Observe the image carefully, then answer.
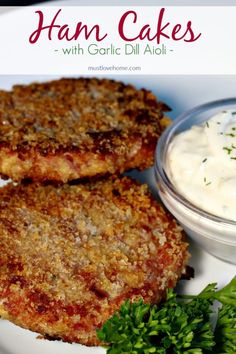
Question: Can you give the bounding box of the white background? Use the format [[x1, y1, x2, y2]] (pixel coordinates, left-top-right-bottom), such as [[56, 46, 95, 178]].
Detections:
[[0, 5, 236, 74]]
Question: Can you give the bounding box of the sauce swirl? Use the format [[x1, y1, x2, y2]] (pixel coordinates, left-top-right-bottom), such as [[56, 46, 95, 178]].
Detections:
[[167, 110, 236, 221]]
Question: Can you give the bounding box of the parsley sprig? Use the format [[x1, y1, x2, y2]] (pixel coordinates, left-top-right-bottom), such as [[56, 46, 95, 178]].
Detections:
[[97, 277, 236, 354]]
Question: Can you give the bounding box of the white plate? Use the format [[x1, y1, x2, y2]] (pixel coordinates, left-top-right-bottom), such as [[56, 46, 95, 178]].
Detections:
[[1, 75, 235, 354], [0, 7, 236, 354]]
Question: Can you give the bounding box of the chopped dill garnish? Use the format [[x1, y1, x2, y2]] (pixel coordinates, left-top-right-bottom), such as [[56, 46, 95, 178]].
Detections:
[[202, 158, 207, 163], [217, 122, 221, 125], [231, 111, 236, 115], [225, 133, 235, 137], [204, 177, 211, 186], [230, 157, 236, 160], [232, 127, 236, 131], [205, 121, 209, 128], [223, 147, 232, 154]]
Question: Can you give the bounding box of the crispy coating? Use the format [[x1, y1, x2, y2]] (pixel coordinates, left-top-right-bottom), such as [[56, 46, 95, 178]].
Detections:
[[0, 78, 170, 182], [0, 176, 189, 346]]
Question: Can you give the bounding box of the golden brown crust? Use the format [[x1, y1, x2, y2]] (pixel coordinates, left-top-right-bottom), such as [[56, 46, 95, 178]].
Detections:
[[0, 176, 189, 346], [0, 78, 170, 182]]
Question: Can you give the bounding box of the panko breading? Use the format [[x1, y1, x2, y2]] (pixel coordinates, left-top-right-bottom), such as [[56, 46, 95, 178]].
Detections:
[[0, 176, 189, 346], [0, 78, 170, 182]]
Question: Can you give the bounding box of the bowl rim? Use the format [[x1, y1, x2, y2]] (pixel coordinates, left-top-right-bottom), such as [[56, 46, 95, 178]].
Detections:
[[155, 97, 236, 227]]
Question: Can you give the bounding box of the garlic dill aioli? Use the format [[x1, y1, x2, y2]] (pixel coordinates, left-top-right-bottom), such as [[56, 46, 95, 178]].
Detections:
[[167, 109, 236, 221]]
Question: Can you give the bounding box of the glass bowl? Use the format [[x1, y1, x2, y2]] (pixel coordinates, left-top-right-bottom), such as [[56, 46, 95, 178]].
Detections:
[[155, 98, 236, 264]]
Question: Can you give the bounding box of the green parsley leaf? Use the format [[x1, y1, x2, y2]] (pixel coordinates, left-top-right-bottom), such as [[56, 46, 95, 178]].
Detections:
[[97, 277, 236, 354], [215, 305, 236, 353]]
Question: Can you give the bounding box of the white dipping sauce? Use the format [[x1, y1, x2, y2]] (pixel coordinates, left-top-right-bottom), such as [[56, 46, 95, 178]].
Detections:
[[167, 109, 236, 221]]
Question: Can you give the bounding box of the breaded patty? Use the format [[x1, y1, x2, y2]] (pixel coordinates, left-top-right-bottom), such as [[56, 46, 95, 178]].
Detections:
[[0, 78, 170, 182], [0, 176, 188, 346]]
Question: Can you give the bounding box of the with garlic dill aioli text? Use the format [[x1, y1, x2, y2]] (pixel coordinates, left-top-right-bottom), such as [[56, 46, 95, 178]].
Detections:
[[167, 110, 236, 221]]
